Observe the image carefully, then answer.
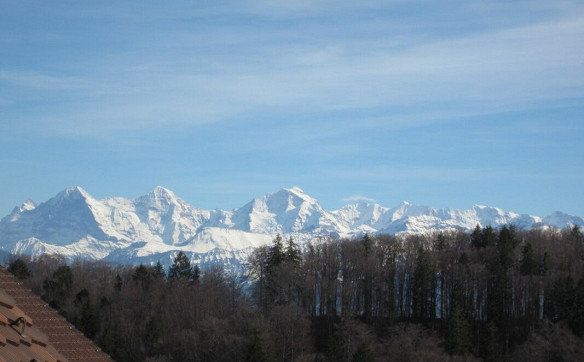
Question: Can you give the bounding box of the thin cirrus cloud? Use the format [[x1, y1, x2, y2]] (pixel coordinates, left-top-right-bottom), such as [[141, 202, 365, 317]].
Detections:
[[1, 1, 583, 217], [326, 165, 584, 191], [1, 2, 583, 138]]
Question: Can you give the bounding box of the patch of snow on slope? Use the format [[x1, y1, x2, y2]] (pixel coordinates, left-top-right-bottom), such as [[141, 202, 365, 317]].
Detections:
[[543, 211, 584, 228]]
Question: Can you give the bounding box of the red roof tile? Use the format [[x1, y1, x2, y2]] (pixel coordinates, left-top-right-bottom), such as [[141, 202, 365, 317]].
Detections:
[[0, 268, 112, 361]]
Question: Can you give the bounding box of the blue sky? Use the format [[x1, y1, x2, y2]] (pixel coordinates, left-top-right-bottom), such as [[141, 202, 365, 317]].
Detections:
[[1, 0, 583, 216]]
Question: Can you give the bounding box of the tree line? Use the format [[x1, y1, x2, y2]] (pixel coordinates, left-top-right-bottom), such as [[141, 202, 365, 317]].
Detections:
[[5, 225, 584, 361]]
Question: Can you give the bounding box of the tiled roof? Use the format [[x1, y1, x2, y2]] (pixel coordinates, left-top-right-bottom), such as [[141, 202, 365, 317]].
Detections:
[[0, 268, 112, 361]]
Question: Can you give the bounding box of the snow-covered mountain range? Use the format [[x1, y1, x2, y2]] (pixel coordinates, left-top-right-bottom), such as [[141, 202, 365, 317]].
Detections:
[[1, 186, 582, 271]]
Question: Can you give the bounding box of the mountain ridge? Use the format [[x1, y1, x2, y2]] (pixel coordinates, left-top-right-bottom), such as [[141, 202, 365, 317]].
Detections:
[[1, 186, 582, 271]]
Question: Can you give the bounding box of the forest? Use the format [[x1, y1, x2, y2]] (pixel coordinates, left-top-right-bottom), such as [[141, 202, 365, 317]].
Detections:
[[4, 225, 584, 361]]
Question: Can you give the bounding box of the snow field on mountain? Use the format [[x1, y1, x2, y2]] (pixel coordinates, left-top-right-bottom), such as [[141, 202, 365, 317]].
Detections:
[[1, 186, 582, 269]]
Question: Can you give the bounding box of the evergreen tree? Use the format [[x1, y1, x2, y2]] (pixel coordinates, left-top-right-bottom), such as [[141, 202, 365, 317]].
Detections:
[[471, 225, 483, 248], [352, 343, 374, 362], [362, 234, 374, 320], [568, 225, 583, 243], [538, 252, 549, 276], [497, 226, 518, 269], [168, 251, 195, 282], [285, 237, 301, 265], [546, 276, 575, 322], [143, 316, 162, 356], [99, 296, 110, 309], [73, 288, 98, 338], [484, 321, 499, 360], [435, 233, 447, 250], [246, 332, 269, 362], [114, 274, 123, 292], [485, 227, 517, 348], [192, 264, 201, 284], [520, 242, 538, 275], [249, 246, 272, 310], [264, 235, 287, 307], [412, 247, 435, 322], [569, 276, 584, 337], [451, 253, 468, 311], [482, 226, 497, 247], [152, 261, 166, 279], [74, 288, 90, 306], [43, 265, 74, 309], [7, 258, 31, 280], [447, 306, 471, 355], [362, 233, 373, 253], [268, 234, 285, 270], [133, 264, 153, 289]]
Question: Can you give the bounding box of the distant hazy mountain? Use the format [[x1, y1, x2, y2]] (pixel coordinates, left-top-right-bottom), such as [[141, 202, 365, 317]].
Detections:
[[1, 186, 582, 271]]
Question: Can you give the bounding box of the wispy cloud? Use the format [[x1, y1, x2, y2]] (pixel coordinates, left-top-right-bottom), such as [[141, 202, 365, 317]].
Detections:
[[341, 195, 377, 204], [1, 1, 583, 217], [2, 2, 584, 139], [326, 165, 584, 183], [0, 71, 88, 90]]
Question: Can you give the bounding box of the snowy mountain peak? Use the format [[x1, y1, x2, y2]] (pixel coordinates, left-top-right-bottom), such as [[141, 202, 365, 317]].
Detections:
[[269, 187, 324, 213], [10, 199, 36, 214], [151, 186, 176, 198], [343, 198, 382, 208], [472, 204, 505, 213], [55, 186, 91, 201], [20, 199, 36, 211], [287, 186, 308, 196], [0, 186, 582, 271], [147, 186, 178, 202], [542, 211, 584, 229], [5, 200, 37, 223], [229, 187, 342, 235], [136, 186, 183, 211], [42, 186, 96, 211], [389, 201, 422, 220], [274, 186, 316, 204], [333, 201, 390, 233]]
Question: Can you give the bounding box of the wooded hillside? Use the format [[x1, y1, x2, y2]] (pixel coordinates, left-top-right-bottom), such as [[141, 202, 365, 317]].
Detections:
[[5, 226, 584, 361]]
